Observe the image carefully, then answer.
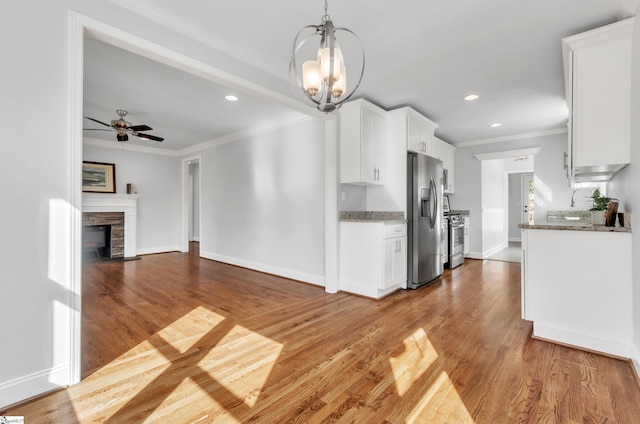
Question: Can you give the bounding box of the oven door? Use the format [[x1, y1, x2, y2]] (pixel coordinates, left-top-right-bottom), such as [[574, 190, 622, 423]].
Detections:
[[450, 222, 465, 261]]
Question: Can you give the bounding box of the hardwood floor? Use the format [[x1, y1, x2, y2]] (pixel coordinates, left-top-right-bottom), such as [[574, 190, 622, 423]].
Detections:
[[4, 243, 640, 423]]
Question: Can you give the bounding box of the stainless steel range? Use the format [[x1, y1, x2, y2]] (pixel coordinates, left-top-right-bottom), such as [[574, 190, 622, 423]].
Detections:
[[447, 214, 465, 269]]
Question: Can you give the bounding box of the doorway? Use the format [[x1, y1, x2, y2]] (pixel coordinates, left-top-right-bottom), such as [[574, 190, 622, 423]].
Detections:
[[486, 168, 533, 263], [186, 158, 200, 252]]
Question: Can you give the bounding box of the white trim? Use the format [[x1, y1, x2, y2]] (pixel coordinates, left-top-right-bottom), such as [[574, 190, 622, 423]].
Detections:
[[508, 237, 522, 243], [181, 155, 201, 253], [483, 243, 508, 259], [200, 250, 325, 287], [456, 128, 566, 148], [84, 116, 315, 156], [137, 245, 182, 256], [465, 252, 483, 260], [474, 148, 542, 161], [0, 365, 68, 410], [632, 344, 640, 381], [324, 119, 339, 294], [533, 322, 634, 359], [68, 11, 85, 388]]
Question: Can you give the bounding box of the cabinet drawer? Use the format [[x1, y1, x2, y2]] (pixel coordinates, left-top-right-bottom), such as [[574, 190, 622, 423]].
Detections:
[[384, 223, 407, 238]]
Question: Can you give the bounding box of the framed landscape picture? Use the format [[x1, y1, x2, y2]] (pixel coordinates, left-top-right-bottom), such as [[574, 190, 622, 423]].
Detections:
[[82, 161, 116, 193]]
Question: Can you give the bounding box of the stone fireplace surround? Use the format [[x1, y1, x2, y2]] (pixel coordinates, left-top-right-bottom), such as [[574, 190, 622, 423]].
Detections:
[[82, 193, 138, 259]]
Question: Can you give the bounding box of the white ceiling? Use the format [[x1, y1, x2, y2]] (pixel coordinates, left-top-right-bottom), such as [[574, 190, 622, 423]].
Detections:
[[84, 0, 637, 150]]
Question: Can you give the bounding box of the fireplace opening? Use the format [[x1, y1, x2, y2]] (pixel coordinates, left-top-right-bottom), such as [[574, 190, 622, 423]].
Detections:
[[83, 225, 111, 260]]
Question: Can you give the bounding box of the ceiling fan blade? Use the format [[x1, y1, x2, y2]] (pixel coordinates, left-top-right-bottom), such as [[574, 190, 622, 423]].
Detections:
[[84, 116, 112, 127], [134, 132, 164, 142], [129, 124, 153, 132], [117, 133, 128, 142]]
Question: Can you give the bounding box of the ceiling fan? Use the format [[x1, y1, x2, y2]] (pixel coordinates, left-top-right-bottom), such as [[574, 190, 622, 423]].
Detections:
[[84, 110, 164, 142]]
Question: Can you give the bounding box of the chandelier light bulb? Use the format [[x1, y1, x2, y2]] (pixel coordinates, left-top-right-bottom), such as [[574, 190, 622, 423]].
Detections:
[[332, 66, 346, 98], [320, 43, 343, 83], [303, 60, 321, 96]]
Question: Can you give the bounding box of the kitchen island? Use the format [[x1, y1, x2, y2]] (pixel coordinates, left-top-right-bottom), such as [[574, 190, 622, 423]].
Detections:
[[519, 222, 633, 358]]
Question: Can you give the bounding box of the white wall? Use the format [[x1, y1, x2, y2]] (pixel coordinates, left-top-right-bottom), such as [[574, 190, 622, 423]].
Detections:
[[508, 174, 523, 240], [481, 159, 507, 256], [0, 1, 322, 408], [83, 143, 182, 253], [607, 12, 640, 375], [199, 118, 326, 285], [0, 3, 74, 406]]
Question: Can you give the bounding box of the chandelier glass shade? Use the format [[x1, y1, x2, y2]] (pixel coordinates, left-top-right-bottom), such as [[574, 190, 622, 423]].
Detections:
[[290, 1, 365, 113]]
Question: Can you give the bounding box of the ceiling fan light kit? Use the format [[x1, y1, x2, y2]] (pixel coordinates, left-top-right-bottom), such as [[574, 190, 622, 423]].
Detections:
[[290, 0, 365, 113], [84, 109, 164, 142]]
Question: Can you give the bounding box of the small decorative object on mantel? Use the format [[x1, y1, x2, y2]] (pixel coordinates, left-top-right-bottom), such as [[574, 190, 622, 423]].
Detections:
[[82, 161, 116, 193]]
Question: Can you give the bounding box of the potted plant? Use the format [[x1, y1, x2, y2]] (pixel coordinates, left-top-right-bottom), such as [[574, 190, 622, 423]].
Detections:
[[589, 189, 617, 226]]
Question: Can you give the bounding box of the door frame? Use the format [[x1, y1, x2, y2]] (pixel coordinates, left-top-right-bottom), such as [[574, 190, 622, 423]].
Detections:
[[182, 156, 201, 252], [68, 12, 336, 387]]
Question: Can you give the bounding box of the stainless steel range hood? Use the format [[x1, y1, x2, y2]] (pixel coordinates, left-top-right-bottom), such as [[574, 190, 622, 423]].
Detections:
[[573, 163, 629, 182]]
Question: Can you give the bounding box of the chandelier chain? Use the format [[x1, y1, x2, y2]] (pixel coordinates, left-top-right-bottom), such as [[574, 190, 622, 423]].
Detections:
[[322, 0, 330, 23]]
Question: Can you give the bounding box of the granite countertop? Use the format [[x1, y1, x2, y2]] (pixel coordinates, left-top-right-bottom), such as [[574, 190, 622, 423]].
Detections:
[[446, 209, 470, 216], [340, 211, 406, 223], [518, 223, 631, 233]]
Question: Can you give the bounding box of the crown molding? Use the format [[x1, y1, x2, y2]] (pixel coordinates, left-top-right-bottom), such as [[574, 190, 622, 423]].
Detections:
[[455, 128, 567, 148]]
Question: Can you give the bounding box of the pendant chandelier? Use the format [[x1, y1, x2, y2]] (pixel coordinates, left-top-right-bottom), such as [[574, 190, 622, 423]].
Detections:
[[290, 0, 365, 113]]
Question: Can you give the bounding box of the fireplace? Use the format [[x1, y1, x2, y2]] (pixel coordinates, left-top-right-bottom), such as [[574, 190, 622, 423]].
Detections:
[[82, 193, 138, 259], [82, 212, 125, 259], [83, 225, 112, 259]]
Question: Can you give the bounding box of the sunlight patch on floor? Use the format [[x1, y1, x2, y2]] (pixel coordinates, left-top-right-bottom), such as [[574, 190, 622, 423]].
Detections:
[[198, 325, 283, 407], [406, 371, 475, 423], [69, 306, 282, 421], [145, 378, 241, 423], [389, 328, 438, 396]]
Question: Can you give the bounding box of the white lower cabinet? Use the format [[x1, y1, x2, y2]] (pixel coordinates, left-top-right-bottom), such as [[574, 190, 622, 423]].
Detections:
[[521, 228, 632, 358], [340, 222, 407, 298]]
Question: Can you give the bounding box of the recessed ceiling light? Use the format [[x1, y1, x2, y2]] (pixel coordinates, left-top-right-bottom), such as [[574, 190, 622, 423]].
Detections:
[[225, 95, 239, 102], [490, 122, 503, 128], [464, 94, 479, 101]]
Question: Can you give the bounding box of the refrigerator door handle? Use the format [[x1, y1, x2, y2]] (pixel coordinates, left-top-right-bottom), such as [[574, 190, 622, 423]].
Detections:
[[429, 177, 437, 229]]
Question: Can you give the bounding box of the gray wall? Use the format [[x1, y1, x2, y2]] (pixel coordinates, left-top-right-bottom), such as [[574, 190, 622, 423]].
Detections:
[[451, 132, 571, 256], [83, 144, 182, 253], [200, 118, 326, 283]]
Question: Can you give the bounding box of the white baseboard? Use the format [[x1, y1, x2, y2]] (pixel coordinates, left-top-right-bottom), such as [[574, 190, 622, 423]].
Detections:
[[508, 236, 522, 243], [533, 322, 634, 359], [136, 245, 182, 256], [192, 236, 200, 242], [632, 344, 640, 381], [483, 243, 508, 259], [0, 365, 67, 410], [200, 250, 325, 287], [465, 251, 483, 260]]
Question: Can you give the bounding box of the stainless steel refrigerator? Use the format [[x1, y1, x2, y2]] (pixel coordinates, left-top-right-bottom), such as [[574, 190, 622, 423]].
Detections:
[[407, 153, 444, 289]]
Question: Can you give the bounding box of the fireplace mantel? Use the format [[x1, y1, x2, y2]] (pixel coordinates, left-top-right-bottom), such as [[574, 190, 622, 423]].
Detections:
[[82, 193, 139, 258]]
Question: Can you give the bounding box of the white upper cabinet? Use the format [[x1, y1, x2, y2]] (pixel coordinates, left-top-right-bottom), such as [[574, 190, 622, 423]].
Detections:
[[388, 107, 438, 156], [340, 99, 387, 186], [434, 137, 455, 193], [562, 18, 633, 182]]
